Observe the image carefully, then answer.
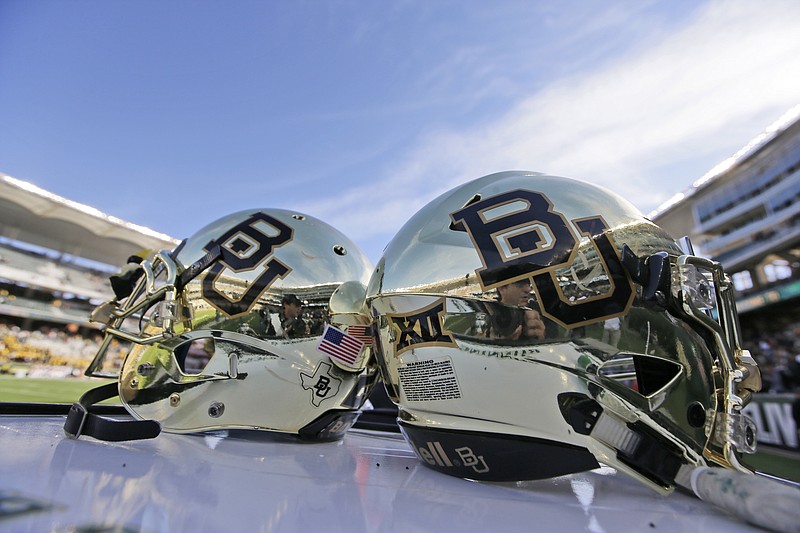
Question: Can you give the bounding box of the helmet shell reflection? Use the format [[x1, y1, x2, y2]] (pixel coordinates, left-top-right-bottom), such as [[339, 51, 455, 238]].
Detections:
[[118, 208, 376, 441], [367, 171, 740, 490]]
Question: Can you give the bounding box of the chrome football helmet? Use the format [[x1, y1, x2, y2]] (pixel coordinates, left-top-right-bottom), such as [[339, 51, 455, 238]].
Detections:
[[75, 208, 377, 441], [367, 171, 761, 493]]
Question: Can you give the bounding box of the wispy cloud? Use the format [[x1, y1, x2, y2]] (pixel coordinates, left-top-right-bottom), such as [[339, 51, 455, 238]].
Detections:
[[299, 0, 800, 260]]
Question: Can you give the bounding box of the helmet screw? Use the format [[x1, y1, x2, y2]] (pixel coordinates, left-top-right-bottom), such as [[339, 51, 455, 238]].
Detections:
[[129, 377, 138, 387], [745, 425, 755, 447], [169, 393, 181, 407], [208, 401, 225, 418]]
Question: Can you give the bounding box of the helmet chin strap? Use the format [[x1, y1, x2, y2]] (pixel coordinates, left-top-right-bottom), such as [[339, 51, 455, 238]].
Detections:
[[63, 383, 161, 442], [566, 396, 688, 491]]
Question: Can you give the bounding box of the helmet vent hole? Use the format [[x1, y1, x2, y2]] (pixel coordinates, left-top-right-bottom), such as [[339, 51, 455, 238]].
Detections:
[[449, 194, 483, 232], [333, 245, 347, 256], [687, 402, 706, 428], [292, 214, 305, 220], [463, 193, 482, 207]]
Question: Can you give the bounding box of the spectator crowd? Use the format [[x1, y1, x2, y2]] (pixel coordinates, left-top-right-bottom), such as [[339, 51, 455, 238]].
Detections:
[[0, 320, 127, 376], [744, 322, 800, 393]]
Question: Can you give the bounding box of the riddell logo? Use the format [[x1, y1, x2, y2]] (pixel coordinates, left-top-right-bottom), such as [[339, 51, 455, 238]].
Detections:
[[416, 441, 453, 467], [415, 441, 489, 474]]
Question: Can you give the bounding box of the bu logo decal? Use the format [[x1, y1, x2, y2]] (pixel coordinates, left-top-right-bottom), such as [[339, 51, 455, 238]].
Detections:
[[451, 190, 634, 328], [201, 211, 293, 316], [450, 189, 577, 290], [300, 362, 342, 406]]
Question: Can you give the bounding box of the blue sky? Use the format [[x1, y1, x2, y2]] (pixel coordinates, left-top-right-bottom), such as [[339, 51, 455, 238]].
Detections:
[[1, 0, 800, 264]]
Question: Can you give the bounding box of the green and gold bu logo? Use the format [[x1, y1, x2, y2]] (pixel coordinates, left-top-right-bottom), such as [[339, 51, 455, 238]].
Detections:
[[201, 211, 294, 317], [450, 189, 634, 329]]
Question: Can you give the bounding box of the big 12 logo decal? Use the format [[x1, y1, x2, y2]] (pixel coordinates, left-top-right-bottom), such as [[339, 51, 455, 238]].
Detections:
[[389, 299, 457, 357], [200, 211, 294, 316], [450, 189, 634, 328]]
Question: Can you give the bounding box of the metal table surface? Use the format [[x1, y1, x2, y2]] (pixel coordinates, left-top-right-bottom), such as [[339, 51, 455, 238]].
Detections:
[[0, 415, 759, 532]]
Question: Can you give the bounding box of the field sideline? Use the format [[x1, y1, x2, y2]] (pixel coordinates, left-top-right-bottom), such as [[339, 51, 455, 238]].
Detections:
[[0, 375, 117, 404], [2, 375, 800, 483]]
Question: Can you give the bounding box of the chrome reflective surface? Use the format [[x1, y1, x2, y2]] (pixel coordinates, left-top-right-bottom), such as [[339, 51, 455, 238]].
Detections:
[[0, 415, 761, 533], [87, 209, 377, 438], [366, 171, 760, 492]]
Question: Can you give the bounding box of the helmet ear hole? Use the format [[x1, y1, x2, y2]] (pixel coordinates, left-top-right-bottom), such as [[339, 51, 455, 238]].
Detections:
[[632, 354, 683, 396], [175, 337, 216, 374], [599, 353, 682, 397], [687, 402, 707, 428]]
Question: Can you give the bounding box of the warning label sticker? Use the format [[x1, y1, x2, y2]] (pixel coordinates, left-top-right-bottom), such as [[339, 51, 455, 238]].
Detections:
[[397, 357, 461, 402]]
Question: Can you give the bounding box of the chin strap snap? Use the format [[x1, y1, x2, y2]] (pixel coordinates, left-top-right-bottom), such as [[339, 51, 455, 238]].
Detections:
[[63, 382, 161, 442]]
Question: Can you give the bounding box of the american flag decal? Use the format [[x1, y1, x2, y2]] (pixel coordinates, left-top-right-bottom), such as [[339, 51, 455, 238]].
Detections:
[[317, 324, 364, 368], [346, 324, 373, 345]]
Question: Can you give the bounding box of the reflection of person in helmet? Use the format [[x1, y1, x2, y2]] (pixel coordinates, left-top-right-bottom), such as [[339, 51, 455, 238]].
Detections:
[[488, 279, 545, 341], [268, 294, 311, 338], [497, 278, 532, 306]]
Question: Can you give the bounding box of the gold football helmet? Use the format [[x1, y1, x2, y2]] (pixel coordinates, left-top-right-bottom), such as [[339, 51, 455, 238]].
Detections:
[[70, 209, 377, 442], [367, 171, 761, 493]]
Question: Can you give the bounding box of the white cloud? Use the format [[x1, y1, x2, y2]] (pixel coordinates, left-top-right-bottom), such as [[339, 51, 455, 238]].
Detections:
[[303, 0, 800, 259]]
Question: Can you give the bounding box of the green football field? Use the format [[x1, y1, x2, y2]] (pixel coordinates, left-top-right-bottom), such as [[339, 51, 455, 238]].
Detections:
[[0, 374, 118, 404], [2, 375, 800, 483], [743, 446, 800, 484]]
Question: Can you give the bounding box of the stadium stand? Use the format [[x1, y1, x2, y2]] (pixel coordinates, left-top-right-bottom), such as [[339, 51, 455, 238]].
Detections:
[[0, 172, 180, 376], [651, 107, 800, 394]]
